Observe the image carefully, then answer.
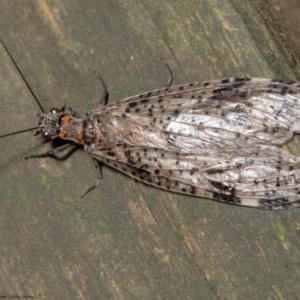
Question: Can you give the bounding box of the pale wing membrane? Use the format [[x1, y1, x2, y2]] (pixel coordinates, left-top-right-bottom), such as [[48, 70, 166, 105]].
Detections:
[[87, 78, 300, 209]]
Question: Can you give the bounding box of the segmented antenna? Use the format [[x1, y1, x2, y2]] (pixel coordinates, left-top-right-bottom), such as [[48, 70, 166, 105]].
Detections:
[[0, 38, 42, 138], [0, 127, 40, 138], [0, 38, 44, 113]]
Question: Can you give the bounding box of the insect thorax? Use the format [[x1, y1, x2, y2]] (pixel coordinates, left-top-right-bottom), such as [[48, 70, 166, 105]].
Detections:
[[83, 116, 97, 146]]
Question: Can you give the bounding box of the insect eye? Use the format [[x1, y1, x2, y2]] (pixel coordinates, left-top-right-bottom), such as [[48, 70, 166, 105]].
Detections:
[[50, 107, 61, 114]]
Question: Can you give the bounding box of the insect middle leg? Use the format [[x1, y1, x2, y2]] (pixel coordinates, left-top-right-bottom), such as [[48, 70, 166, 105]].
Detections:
[[81, 159, 103, 198], [94, 59, 173, 107], [93, 71, 109, 105], [159, 58, 173, 87]]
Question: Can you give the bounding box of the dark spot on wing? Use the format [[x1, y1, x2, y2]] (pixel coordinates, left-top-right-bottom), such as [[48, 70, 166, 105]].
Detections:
[[258, 197, 290, 210], [212, 192, 241, 205]]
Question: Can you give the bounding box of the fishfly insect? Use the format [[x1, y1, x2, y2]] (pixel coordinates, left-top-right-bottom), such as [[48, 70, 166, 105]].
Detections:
[[2, 39, 300, 210]]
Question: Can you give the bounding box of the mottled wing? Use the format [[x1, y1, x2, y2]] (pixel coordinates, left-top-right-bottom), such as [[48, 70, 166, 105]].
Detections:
[[87, 77, 300, 209]]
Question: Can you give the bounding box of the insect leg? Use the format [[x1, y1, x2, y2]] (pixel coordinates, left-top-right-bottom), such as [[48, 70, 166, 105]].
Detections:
[[81, 159, 103, 198], [25, 143, 78, 160], [158, 58, 173, 87], [93, 71, 109, 105]]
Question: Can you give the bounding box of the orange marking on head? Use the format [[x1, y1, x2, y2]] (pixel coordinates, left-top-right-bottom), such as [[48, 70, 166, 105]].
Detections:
[[60, 114, 71, 126]]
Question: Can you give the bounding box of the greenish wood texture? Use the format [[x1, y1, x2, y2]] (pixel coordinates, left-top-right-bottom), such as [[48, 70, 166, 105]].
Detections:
[[0, 1, 300, 299]]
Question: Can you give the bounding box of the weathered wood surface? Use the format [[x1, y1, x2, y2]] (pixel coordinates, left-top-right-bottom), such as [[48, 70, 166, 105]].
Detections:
[[0, 1, 300, 299]]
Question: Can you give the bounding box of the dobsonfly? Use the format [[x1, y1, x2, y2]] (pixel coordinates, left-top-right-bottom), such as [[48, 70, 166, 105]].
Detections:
[[1, 38, 300, 210]]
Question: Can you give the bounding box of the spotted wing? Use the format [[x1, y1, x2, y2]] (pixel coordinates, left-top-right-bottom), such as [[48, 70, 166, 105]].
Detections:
[[87, 77, 300, 209]]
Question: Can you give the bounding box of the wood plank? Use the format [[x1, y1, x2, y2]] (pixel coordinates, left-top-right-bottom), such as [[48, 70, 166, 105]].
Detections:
[[0, 1, 300, 299]]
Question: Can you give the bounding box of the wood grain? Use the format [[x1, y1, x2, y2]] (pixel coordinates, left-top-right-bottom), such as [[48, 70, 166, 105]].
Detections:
[[0, 1, 300, 299]]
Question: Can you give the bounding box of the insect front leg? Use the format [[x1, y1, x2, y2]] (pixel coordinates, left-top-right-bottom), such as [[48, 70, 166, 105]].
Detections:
[[25, 143, 79, 160]]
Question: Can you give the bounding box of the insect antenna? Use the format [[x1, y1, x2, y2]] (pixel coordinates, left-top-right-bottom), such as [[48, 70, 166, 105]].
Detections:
[[0, 38, 44, 139], [0, 38, 45, 113], [0, 127, 40, 139]]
